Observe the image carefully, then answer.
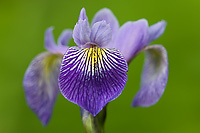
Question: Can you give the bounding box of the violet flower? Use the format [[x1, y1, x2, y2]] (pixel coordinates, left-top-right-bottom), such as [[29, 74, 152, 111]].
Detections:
[[59, 8, 168, 116], [23, 27, 72, 126]]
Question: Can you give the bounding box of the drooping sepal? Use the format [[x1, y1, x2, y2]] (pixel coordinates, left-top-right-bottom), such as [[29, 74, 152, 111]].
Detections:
[[132, 45, 168, 107], [23, 52, 63, 126], [59, 46, 128, 116]]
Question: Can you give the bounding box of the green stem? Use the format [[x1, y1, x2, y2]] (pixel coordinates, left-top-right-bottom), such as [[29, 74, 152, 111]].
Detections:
[[80, 106, 107, 133]]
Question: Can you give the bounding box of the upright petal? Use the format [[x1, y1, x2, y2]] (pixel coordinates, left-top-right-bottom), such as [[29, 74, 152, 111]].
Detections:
[[79, 8, 88, 21], [73, 19, 91, 47], [45, 27, 59, 53], [90, 20, 112, 47], [23, 52, 63, 126], [114, 19, 149, 63], [57, 29, 72, 46], [132, 45, 168, 107], [91, 8, 119, 37], [59, 46, 128, 116], [56, 29, 72, 55], [148, 20, 167, 42]]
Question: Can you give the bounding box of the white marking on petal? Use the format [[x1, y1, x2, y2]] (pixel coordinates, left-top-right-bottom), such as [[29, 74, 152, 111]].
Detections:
[[59, 45, 128, 116]]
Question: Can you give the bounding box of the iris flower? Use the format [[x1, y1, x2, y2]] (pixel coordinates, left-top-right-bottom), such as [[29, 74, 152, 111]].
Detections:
[[58, 8, 168, 116], [23, 27, 72, 126], [23, 7, 168, 127]]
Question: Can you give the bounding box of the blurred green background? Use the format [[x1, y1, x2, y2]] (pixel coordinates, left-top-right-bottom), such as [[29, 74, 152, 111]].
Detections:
[[0, 0, 200, 132]]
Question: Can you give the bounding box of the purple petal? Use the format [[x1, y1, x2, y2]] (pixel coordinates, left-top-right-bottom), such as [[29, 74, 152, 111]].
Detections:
[[56, 45, 69, 56], [57, 29, 72, 46], [132, 45, 168, 107], [45, 27, 69, 55], [90, 20, 112, 47], [79, 8, 88, 21], [58, 46, 128, 116], [148, 20, 167, 42], [91, 8, 119, 38], [23, 52, 62, 126], [45, 27, 59, 53], [114, 19, 149, 63], [56, 29, 72, 55], [73, 19, 91, 47]]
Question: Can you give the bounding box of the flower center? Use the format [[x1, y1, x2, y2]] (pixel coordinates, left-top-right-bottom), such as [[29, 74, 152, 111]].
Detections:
[[84, 45, 101, 65]]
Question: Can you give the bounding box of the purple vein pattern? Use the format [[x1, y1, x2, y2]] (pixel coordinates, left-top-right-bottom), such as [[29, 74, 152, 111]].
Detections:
[[59, 46, 128, 116]]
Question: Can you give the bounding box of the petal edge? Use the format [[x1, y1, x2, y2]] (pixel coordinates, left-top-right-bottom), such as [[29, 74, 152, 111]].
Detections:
[[45, 27, 58, 53], [59, 46, 128, 116], [148, 20, 167, 42]]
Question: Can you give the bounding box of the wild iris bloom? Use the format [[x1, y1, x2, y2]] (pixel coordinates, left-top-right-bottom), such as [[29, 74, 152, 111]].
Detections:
[[59, 8, 168, 116], [23, 27, 72, 126]]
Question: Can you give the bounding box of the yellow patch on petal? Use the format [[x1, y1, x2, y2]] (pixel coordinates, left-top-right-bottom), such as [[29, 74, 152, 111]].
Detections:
[[42, 53, 63, 78], [84, 45, 103, 69]]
